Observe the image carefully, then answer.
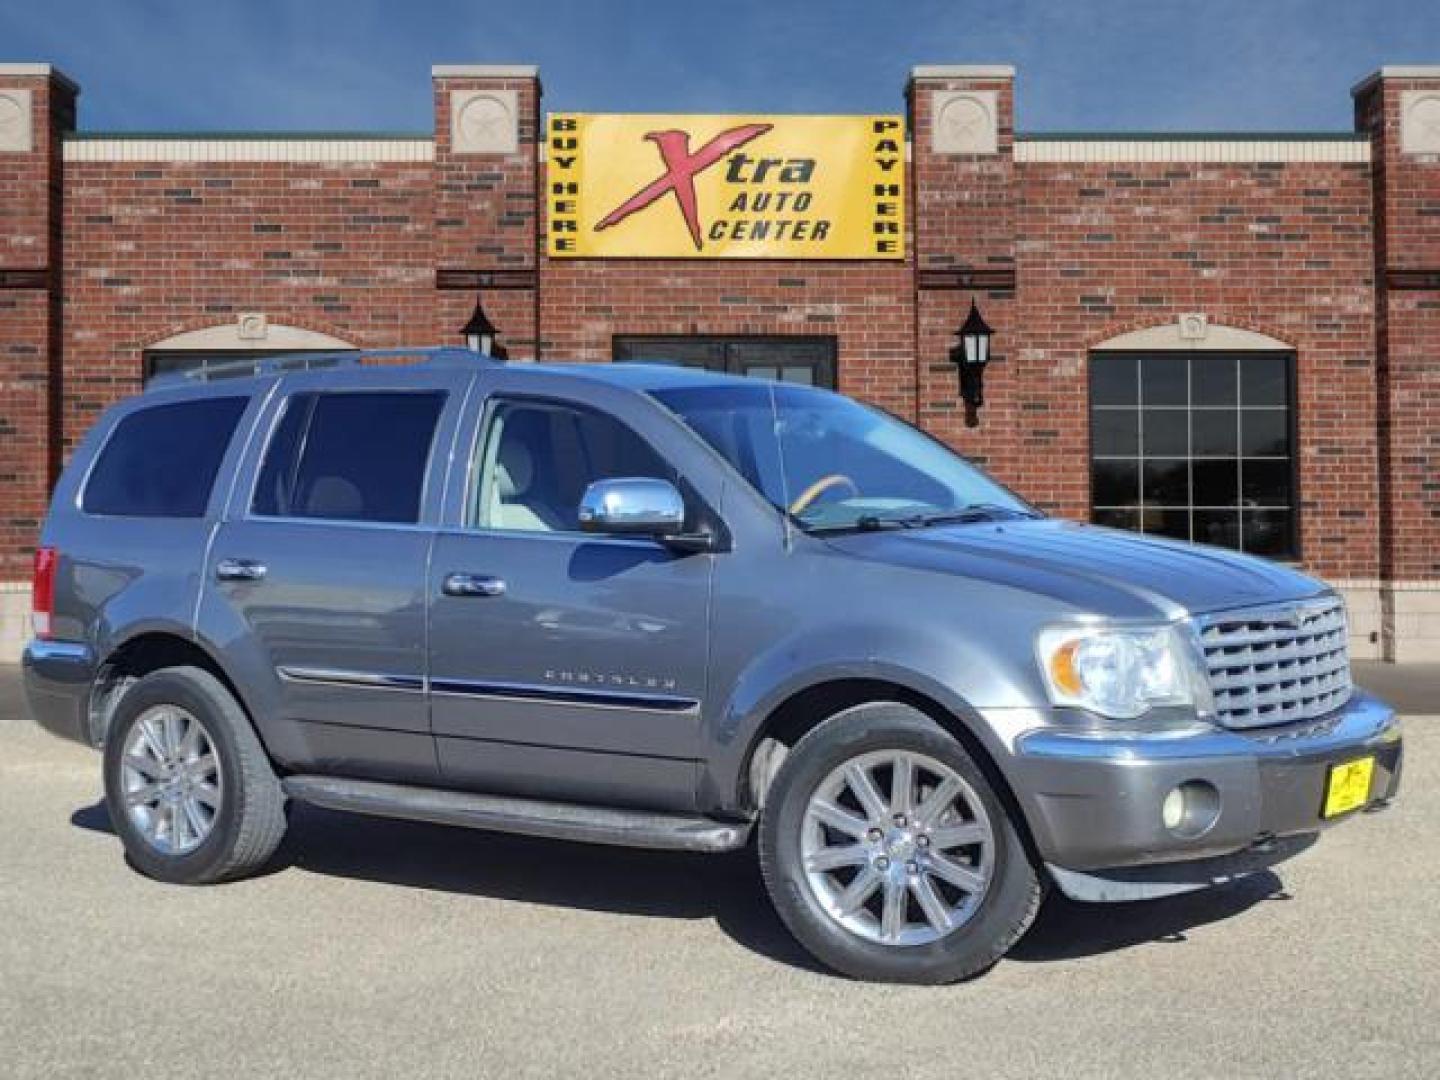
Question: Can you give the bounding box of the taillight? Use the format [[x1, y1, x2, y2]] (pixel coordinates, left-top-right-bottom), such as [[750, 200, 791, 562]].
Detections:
[[32, 546, 56, 639]]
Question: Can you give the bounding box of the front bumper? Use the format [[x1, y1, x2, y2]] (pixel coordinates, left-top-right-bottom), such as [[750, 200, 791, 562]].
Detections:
[[1006, 690, 1402, 886], [22, 639, 98, 746]]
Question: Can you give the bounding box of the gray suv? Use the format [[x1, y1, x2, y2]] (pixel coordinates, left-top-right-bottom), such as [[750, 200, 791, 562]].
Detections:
[[24, 347, 1402, 983]]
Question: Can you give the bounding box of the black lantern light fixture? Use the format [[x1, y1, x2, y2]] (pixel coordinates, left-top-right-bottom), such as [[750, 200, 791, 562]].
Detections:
[[949, 299, 994, 428], [460, 294, 507, 359]]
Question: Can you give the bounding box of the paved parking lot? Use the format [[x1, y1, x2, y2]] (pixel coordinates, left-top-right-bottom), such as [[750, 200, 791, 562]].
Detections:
[[1, 665, 1436, 1079]]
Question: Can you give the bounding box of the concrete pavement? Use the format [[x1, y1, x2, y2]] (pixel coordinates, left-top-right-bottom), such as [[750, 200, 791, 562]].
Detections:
[[1, 665, 1437, 1078]]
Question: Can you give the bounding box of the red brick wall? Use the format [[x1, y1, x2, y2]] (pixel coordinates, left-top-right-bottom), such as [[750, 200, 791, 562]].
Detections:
[[537, 257, 916, 416], [60, 156, 439, 448], [432, 73, 541, 356], [1357, 75, 1440, 582], [1011, 156, 1379, 579], [909, 73, 1020, 505], [0, 71, 73, 579], [1, 62, 1434, 614], [906, 75, 1380, 581]]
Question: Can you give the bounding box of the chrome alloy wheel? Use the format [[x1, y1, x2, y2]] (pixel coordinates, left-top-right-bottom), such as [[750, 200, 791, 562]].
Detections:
[[120, 705, 223, 856], [801, 750, 994, 947]]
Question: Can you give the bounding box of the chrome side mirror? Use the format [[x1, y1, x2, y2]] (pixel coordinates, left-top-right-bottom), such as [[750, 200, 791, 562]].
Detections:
[[578, 478, 686, 537]]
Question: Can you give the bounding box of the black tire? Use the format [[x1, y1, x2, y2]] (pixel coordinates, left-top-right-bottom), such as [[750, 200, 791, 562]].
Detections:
[[102, 666, 287, 884], [759, 702, 1043, 984]]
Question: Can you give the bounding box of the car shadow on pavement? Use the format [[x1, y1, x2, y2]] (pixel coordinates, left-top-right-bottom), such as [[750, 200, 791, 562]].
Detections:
[[71, 798, 1288, 976], [1010, 871, 1287, 963]]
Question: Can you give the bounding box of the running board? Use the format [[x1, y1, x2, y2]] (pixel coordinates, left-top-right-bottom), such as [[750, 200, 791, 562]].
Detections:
[[281, 775, 752, 853]]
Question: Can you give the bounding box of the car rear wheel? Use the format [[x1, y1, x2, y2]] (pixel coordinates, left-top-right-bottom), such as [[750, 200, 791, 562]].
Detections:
[[759, 702, 1042, 983], [103, 666, 286, 884]]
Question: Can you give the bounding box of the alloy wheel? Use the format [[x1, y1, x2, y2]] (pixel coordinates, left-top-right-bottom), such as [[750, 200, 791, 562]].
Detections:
[[120, 705, 223, 856], [800, 749, 993, 946]]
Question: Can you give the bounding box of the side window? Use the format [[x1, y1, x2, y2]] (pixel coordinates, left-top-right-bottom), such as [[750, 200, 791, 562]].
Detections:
[[83, 396, 248, 518], [252, 391, 446, 524], [472, 400, 673, 533]]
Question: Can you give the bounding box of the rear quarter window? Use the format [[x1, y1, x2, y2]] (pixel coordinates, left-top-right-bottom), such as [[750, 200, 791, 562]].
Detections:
[[82, 396, 249, 518]]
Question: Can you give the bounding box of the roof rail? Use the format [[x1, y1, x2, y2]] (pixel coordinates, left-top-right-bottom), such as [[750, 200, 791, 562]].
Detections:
[[145, 345, 499, 390]]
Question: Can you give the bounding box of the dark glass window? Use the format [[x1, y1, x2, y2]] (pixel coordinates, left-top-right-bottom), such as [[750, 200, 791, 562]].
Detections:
[[83, 397, 247, 518], [472, 400, 673, 532], [614, 335, 836, 389], [251, 391, 445, 524], [143, 350, 355, 385], [1089, 351, 1296, 558]]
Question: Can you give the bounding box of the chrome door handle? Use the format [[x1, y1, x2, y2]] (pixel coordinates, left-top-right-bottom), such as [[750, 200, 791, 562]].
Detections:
[[215, 558, 267, 583], [442, 573, 507, 598]]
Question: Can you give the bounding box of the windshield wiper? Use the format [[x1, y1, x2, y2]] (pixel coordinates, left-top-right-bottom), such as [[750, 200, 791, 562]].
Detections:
[[803, 514, 908, 535], [904, 504, 1041, 527], [803, 504, 1038, 535]]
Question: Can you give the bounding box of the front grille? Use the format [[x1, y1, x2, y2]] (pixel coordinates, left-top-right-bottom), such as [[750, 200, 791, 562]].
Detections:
[[1198, 597, 1352, 729]]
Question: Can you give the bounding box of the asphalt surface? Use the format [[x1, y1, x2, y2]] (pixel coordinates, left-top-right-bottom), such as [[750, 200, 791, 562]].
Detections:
[[1, 665, 1437, 1079]]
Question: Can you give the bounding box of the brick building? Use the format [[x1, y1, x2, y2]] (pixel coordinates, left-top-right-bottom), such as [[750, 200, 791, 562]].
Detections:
[[1, 62, 1437, 661]]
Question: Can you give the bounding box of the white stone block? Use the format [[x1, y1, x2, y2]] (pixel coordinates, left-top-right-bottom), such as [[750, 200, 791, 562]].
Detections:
[[451, 88, 519, 155], [0, 87, 33, 153], [1400, 90, 1440, 155], [932, 90, 998, 155]]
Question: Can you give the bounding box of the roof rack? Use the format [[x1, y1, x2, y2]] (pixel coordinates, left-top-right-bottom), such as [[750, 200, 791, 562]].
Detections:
[[145, 346, 500, 390]]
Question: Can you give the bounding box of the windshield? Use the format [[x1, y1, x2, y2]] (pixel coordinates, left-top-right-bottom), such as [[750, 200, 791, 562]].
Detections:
[[650, 383, 1037, 533]]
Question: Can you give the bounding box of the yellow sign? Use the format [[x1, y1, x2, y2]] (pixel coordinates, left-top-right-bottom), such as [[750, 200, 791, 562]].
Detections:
[[547, 113, 905, 259], [1322, 756, 1375, 818]]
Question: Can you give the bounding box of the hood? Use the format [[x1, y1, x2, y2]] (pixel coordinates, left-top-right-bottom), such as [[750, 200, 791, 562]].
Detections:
[[822, 518, 1328, 621]]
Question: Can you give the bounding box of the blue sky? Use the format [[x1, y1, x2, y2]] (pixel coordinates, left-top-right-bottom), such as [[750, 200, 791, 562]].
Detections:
[[3, 0, 1437, 133]]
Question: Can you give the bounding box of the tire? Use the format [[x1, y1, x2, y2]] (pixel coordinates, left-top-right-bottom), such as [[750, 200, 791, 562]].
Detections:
[[102, 666, 286, 884], [759, 702, 1042, 984]]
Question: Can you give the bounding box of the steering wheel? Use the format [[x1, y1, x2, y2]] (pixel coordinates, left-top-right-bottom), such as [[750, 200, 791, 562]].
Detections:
[[788, 474, 860, 516]]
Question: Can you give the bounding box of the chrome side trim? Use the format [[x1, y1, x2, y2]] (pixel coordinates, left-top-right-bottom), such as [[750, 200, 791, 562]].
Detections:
[[23, 639, 95, 664], [429, 677, 700, 714], [277, 666, 424, 693], [1017, 691, 1397, 762]]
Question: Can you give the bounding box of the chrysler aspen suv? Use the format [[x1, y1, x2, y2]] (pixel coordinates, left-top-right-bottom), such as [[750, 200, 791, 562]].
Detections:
[[23, 347, 1402, 983]]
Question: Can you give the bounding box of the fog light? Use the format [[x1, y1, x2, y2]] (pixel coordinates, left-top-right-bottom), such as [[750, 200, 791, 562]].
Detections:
[[1162, 787, 1186, 831], [1161, 780, 1221, 838]]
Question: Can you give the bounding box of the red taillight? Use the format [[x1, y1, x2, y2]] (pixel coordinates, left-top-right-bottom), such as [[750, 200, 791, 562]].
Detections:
[[32, 546, 56, 640]]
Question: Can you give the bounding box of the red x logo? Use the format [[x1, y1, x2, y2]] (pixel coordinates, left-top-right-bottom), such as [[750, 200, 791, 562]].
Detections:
[[595, 123, 773, 251]]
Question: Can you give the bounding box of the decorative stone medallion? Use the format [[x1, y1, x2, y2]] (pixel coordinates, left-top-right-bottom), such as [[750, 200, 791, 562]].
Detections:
[[0, 89, 33, 153], [237, 313, 268, 341], [451, 89, 519, 155], [932, 90, 998, 155], [1178, 313, 1209, 341], [1400, 91, 1440, 155]]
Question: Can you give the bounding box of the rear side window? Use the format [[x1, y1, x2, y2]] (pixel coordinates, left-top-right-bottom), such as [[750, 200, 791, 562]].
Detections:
[[83, 396, 248, 518], [252, 391, 445, 524]]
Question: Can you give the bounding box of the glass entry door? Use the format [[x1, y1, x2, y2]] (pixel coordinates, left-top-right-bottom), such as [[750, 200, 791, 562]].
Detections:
[[613, 335, 836, 389]]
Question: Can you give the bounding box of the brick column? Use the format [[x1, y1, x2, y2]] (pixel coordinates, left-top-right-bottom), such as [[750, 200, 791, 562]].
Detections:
[[1354, 67, 1440, 660], [430, 65, 541, 358], [0, 64, 75, 657], [907, 66, 1028, 492]]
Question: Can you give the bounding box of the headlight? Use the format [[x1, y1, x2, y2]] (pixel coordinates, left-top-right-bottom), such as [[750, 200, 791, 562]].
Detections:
[[1035, 622, 1213, 721]]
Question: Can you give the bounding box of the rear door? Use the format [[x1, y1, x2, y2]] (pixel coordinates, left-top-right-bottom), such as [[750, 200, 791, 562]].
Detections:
[[201, 369, 471, 782]]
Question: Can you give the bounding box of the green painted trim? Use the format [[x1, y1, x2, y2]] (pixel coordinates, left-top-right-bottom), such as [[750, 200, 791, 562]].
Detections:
[[1018, 131, 1369, 142], [65, 130, 432, 141]]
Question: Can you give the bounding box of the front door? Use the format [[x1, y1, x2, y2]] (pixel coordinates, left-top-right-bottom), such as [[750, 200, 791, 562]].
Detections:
[[203, 371, 468, 782], [427, 393, 712, 811], [613, 334, 836, 388]]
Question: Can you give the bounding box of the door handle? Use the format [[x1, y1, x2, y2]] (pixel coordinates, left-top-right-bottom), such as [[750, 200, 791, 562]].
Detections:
[[215, 558, 267, 583], [442, 573, 507, 598]]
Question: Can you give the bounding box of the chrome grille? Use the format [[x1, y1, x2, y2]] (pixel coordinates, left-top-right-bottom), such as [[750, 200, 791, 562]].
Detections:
[[1198, 597, 1352, 729]]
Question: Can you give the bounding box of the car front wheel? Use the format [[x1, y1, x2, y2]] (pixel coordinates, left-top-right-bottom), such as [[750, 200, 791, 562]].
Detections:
[[759, 702, 1043, 983]]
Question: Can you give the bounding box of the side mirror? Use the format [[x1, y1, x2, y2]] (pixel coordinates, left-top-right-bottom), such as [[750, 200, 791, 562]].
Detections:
[[578, 478, 687, 537]]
